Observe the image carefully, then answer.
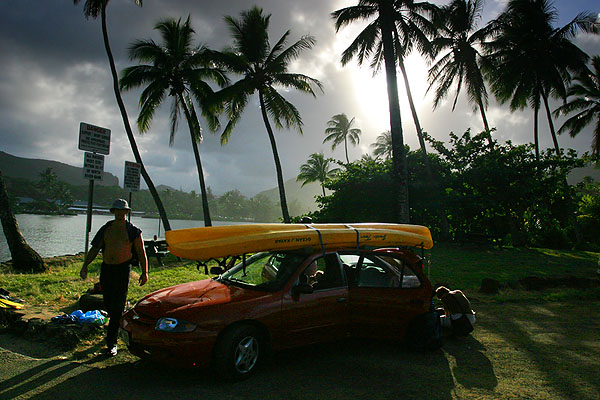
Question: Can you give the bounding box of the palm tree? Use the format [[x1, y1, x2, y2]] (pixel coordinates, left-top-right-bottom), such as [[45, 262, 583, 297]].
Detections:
[[371, 130, 393, 160], [297, 153, 340, 196], [324, 113, 362, 163], [214, 7, 323, 223], [333, 0, 425, 222], [554, 55, 600, 157], [486, 0, 597, 159], [73, 0, 171, 231], [119, 17, 228, 227], [0, 170, 45, 272], [427, 0, 494, 146]]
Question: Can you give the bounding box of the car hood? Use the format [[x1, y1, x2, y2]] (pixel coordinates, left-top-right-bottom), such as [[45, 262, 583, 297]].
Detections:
[[135, 278, 235, 318]]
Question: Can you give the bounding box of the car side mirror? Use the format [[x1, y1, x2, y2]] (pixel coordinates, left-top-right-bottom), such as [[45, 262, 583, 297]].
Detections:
[[292, 282, 314, 296], [210, 266, 224, 275]]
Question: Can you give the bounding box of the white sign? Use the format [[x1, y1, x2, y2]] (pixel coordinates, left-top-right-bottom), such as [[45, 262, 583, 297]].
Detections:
[[79, 122, 111, 155], [83, 152, 105, 181], [124, 161, 141, 192]]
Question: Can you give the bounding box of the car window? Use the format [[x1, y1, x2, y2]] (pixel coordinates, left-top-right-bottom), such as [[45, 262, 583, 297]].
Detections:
[[299, 254, 344, 290], [221, 252, 306, 291], [374, 255, 422, 288], [338, 252, 423, 289], [356, 255, 399, 288]]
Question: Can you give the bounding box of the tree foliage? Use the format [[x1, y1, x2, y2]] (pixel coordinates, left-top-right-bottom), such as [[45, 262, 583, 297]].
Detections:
[[36, 168, 73, 213], [310, 130, 594, 249]]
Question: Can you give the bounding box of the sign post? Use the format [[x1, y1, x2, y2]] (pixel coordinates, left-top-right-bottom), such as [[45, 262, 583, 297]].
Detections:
[[123, 161, 141, 222], [79, 122, 110, 257]]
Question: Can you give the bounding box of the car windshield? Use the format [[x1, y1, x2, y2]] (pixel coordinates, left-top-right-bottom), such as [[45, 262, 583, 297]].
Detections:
[[219, 251, 307, 291]]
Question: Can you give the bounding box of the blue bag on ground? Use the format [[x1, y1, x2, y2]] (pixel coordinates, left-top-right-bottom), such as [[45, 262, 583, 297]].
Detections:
[[70, 310, 107, 325]]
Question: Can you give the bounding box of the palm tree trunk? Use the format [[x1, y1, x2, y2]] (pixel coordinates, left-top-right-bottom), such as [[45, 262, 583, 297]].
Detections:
[[259, 90, 291, 223], [100, 5, 171, 231], [180, 95, 212, 226], [344, 137, 349, 163], [321, 184, 326, 197], [534, 103, 540, 162], [477, 97, 493, 147], [540, 86, 560, 156], [398, 59, 450, 236], [398, 61, 428, 157], [0, 171, 46, 272], [380, 1, 409, 223]]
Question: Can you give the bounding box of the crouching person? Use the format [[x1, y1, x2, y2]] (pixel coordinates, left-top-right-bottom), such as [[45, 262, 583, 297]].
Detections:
[[435, 286, 476, 337]]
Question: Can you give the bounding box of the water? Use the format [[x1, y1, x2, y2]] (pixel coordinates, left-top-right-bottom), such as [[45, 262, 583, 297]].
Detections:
[[0, 214, 244, 262]]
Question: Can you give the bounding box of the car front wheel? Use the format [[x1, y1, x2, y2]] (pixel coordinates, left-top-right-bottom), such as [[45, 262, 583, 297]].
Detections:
[[214, 325, 263, 380]]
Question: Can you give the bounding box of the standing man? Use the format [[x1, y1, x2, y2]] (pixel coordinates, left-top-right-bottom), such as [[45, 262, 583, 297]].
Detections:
[[80, 199, 148, 356]]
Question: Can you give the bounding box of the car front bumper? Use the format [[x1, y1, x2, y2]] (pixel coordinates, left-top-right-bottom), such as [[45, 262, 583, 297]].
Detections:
[[120, 310, 217, 368]]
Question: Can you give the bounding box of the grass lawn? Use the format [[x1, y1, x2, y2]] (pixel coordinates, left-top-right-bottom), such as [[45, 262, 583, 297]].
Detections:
[[0, 244, 599, 399]]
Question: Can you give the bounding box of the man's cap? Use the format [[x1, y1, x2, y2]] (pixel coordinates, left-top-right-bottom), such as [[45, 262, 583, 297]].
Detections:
[[110, 198, 131, 212]]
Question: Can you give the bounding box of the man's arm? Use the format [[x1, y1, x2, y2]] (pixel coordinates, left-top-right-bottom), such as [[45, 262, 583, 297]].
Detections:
[[134, 235, 148, 286], [80, 246, 100, 279]]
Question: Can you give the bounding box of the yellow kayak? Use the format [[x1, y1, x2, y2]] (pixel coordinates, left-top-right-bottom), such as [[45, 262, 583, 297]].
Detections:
[[0, 297, 24, 309], [166, 223, 433, 261]]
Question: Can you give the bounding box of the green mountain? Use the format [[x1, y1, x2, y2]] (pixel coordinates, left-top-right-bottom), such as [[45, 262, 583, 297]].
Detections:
[[0, 151, 119, 186], [256, 179, 324, 215], [0, 151, 324, 215]]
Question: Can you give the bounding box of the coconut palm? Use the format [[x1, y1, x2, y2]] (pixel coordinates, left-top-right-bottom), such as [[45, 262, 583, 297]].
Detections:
[[73, 0, 171, 231], [0, 170, 45, 272], [332, 0, 435, 222], [371, 130, 393, 160], [427, 0, 494, 146], [214, 7, 323, 223], [297, 153, 340, 196], [554, 55, 600, 157], [486, 0, 597, 159], [324, 114, 362, 163], [119, 17, 228, 227]]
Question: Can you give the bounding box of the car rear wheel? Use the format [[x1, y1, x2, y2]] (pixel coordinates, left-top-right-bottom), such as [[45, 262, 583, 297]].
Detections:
[[405, 311, 442, 351], [214, 324, 263, 380]]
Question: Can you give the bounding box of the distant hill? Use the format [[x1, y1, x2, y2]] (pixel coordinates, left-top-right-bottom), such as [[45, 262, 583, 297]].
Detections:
[[256, 178, 324, 215], [0, 151, 119, 186]]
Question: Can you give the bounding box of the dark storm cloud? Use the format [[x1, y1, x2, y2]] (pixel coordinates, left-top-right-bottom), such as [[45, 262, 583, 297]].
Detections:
[[1, 0, 598, 198]]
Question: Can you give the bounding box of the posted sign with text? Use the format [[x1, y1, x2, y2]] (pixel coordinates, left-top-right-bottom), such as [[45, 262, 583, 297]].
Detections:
[[124, 161, 141, 192], [83, 152, 104, 181], [79, 122, 111, 155]]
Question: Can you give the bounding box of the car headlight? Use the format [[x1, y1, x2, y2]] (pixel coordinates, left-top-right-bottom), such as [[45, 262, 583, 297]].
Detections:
[[155, 317, 197, 333]]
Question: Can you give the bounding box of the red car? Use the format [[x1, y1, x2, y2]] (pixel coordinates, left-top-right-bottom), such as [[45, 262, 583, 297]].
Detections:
[[119, 247, 440, 379]]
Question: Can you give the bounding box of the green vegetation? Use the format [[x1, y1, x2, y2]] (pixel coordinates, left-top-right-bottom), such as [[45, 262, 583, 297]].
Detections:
[[309, 131, 600, 251], [323, 113, 362, 163], [1, 244, 597, 312], [296, 153, 339, 197]]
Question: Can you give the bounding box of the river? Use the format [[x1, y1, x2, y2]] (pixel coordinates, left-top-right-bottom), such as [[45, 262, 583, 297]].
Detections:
[[0, 214, 244, 263]]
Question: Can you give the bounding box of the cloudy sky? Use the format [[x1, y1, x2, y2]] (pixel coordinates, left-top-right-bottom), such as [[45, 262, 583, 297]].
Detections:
[[1, 0, 598, 197]]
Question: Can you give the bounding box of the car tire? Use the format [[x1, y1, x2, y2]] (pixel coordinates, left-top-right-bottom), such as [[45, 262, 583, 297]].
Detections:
[[405, 311, 442, 351], [214, 324, 264, 381]]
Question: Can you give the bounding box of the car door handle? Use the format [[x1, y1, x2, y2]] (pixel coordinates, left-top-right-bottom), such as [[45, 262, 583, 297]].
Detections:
[[337, 297, 347, 303]]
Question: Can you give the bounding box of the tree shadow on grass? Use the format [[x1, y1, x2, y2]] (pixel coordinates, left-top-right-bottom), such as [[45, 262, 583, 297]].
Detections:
[[481, 301, 600, 400], [20, 340, 458, 400]]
